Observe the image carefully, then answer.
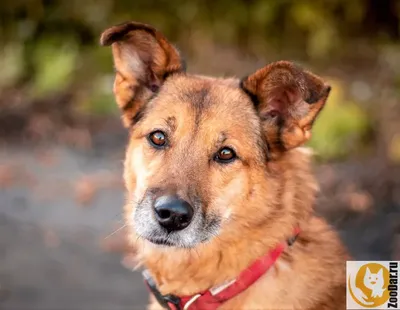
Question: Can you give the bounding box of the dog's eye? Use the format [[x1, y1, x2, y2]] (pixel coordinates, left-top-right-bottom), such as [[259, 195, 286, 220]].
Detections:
[[214, 147, 236, 163], [148, 130, 167, 148]]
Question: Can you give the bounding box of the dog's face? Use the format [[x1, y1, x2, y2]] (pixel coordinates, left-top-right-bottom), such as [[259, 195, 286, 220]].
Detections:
[[101, 22, 331, 248], [124, 76, 267, 248]]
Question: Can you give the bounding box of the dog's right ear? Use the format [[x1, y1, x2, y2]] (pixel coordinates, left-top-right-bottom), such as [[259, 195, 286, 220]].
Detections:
[[100, 22, 186, 127]]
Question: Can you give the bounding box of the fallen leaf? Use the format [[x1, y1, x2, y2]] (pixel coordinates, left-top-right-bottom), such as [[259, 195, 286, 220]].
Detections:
[[74, 177, 97, 206], [43, 229, 60, 248], [0, 165, 15, 188]]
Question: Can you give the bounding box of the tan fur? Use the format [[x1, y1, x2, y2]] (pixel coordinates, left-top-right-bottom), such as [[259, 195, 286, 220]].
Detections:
[[101, 21, 349, 310]]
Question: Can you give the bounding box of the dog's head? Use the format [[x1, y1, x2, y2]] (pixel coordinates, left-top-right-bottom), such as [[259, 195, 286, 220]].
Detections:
[[101, 22, 331, 249]]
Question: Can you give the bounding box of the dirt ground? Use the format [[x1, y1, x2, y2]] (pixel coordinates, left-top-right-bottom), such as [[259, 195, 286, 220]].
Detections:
[[0, 130, 399, 310]]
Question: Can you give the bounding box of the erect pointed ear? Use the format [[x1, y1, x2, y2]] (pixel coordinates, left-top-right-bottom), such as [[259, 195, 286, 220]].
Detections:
[[100, 22, 186, 127], [241, 61, 331, 157]]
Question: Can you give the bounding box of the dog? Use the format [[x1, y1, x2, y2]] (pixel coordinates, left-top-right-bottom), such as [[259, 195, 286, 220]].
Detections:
[[100, 21, 349, 310]]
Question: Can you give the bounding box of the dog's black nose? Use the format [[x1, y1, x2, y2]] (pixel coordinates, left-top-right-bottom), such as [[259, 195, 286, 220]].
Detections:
[[153, 196, 194, 232]]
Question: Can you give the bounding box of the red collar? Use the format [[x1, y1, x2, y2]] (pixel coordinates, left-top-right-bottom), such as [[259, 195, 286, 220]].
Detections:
[[143, 228, 300, 310]]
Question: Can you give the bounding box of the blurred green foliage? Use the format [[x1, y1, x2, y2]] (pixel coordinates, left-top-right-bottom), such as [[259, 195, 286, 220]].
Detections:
[[308, 80, 371, 160], [32, 39, 78, 96], [1, 0, 399, 161]]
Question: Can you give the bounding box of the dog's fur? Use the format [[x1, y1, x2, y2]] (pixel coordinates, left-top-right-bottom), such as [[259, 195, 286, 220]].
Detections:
[[100, 21, 349, 310]]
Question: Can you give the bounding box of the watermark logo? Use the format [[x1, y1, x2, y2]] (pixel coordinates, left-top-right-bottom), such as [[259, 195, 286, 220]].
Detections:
[[347, 261, 398, 309]]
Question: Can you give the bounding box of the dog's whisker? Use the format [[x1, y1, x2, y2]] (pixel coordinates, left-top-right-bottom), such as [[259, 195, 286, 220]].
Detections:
[[109, 214, 125, 224], [104, 224, 127, 239]]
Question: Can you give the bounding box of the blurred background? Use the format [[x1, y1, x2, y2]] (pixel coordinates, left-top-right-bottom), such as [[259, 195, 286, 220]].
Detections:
[[0, 0, 400, 309]]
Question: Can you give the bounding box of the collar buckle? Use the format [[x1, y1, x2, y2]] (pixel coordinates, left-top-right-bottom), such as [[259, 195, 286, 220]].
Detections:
[[164, 294, 181, 310], [143, 270, 182, 310]]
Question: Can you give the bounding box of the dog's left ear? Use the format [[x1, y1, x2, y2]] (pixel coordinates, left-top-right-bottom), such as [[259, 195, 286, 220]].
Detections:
[[241, 61, 331, 157]]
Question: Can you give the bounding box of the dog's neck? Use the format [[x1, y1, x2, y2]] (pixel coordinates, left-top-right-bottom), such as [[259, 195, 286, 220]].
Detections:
[[134, 218, 298, 296]]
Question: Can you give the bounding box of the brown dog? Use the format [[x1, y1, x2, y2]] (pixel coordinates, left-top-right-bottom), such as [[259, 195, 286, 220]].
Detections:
[[100, 21, 349, 310]]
